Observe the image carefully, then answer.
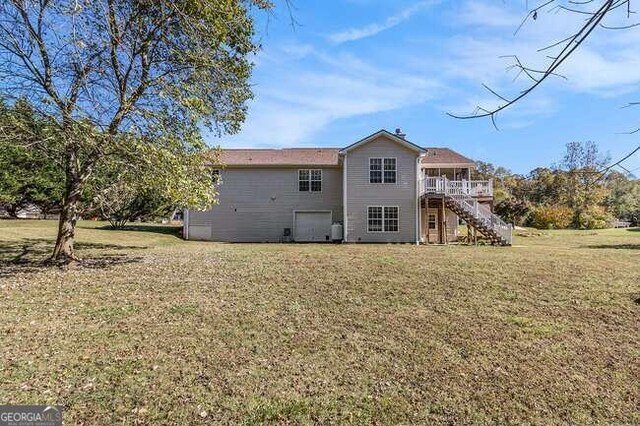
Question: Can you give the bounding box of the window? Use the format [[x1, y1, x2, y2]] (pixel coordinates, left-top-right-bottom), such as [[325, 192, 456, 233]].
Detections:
[[383, 158, 397, 184], [299, 169, 322, 192], [370, 158, 396, 183], [384, 207, 399, 232], [310, 169, 322, 192], [369, 158, 382, 183], [367, 207, 383, 232], [211, 169, 221, 184], [428, 213, 437, 230], [368, 206, 399, 232]]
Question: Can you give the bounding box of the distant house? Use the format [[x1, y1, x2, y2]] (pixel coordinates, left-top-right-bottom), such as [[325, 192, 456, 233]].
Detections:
[[184, 129, 511, 245], [0, 204, 55, 219]]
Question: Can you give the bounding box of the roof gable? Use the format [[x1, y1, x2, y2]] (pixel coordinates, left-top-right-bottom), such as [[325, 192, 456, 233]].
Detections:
[[339, 130, 426, 155]]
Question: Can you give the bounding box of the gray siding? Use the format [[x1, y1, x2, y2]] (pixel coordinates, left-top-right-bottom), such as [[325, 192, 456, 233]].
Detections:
[[187, 167, 342, 242], [345, 135, 419, 243]]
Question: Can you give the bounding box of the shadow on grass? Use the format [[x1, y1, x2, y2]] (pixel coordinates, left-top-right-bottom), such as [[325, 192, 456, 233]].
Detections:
[[583, 244, 640, 250], [625, 227, 640, 232], [0, 238, 144, 277], [95, 224, 182, 237]]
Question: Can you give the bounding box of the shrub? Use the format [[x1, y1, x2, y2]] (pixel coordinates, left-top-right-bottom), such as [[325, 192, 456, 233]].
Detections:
[[575, 206, 612, 230], [494, 198, 531, 226], [531, 206, 573, 229]]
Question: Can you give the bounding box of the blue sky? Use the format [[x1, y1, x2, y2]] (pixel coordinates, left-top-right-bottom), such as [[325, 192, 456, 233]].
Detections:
[[213, 0, 640, 175]]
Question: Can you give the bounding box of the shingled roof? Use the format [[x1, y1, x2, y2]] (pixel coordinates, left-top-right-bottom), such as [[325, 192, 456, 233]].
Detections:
[[220, 148, 341, 167], [421, 148, 476, 167], [216, 147, 475, 167]]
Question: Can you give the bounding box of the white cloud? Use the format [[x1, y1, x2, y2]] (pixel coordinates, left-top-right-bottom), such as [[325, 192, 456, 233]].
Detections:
[[560, 47, 640, 92], [442, 90, 557, 130], [455, 1, 521, 28], [220, 46, 442, 147], [327, 0, 438, 44], [214, 1, 640, 148], [438, 1, 640, 101]]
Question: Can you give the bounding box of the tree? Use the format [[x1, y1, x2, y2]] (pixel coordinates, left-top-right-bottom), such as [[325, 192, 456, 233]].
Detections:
[[469, 142, 627, 229], [604, 171, 640, 224], [88, 142, 219, 229], [0, 98, 64, 217], [494, 198, 531, 226], [558, 141, 611, 228], [0, 0, 271, 262], [472, 161, 514, 202]]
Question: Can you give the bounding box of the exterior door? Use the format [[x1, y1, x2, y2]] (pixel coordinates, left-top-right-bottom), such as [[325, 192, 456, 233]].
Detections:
[[426, 209, 439, 243], [421, 209, 439, 243], [294, 211, 332, 242]]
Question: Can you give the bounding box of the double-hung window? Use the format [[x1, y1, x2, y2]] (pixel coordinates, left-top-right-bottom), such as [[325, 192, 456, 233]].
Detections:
[[370, 158, 396, 183], [367, 206, 399, 232], [299, 169, 322, 192]]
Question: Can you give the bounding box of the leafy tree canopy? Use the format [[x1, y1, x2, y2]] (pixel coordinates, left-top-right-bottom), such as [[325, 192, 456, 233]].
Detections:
[[0, 98, 64, 217], [0, 0, 272, 261], [477, 142, 639, 229]]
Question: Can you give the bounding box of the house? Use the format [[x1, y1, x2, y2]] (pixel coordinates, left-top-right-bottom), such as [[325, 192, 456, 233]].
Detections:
[[184, 129, 512, 245]]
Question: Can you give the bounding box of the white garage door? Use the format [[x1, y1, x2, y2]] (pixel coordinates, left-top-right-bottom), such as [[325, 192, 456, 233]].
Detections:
[[294, 211, 332, 242]]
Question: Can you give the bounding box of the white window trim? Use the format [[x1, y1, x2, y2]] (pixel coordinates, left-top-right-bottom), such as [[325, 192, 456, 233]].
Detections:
[[368, 157, 397, 184], [297, 169, 323, 193], [366, 205, 400, 233], [367, 206, 384, 233], [211, 169, 222, 185]]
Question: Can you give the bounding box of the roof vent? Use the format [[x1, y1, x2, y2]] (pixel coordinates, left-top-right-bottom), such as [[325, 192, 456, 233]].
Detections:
[[395, 128, 406, 139]]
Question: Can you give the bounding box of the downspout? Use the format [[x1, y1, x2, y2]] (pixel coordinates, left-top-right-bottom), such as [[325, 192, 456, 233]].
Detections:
[[342, 153, 348, 243], [184, 209, 190, 240], [415, 155, 423, 245]]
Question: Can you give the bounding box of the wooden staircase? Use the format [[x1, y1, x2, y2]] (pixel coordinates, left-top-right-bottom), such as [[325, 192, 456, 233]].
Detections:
[[421, 177, 512, 246]]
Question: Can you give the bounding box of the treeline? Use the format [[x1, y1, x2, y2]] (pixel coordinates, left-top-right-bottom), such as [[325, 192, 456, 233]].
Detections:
[[474, 142, 640, 229], [0, 99, 216, 228]]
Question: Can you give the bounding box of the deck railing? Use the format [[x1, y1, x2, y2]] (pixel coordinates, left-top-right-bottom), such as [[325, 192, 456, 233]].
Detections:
[[422, 177, 493, 197], [420, 176, 511, 245]]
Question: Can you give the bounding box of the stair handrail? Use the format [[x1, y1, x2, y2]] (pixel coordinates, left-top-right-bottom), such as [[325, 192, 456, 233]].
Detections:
[[443, 177, 512, 245], [418, 176, 512, 244]]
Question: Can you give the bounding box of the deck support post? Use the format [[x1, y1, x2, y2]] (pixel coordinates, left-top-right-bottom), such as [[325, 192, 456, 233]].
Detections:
[[440, 197, 446, 245], [425, 197, 430, 245]]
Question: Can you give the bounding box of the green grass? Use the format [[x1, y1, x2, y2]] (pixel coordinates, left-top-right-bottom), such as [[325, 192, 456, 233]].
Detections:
[[0, 220, 638, 425]]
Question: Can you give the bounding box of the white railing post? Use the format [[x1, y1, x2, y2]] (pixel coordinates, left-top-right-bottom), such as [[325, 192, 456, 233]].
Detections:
[[436, 176, 510, 245]]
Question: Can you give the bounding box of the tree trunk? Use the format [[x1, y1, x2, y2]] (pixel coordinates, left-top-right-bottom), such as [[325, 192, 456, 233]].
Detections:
[[50, 157, 84, 263], [7, 204, 20, 218]]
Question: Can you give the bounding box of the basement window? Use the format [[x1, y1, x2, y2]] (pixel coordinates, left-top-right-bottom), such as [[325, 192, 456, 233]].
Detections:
[[368, 206, 399, 232], [299, 169, 322, 192]]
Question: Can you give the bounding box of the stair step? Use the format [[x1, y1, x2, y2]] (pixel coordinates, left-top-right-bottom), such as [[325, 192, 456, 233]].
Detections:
[[443, 195, 511, 246]]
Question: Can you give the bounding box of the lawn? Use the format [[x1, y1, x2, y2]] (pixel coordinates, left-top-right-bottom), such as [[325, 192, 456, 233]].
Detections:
[[0, 220, 638, 425]]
